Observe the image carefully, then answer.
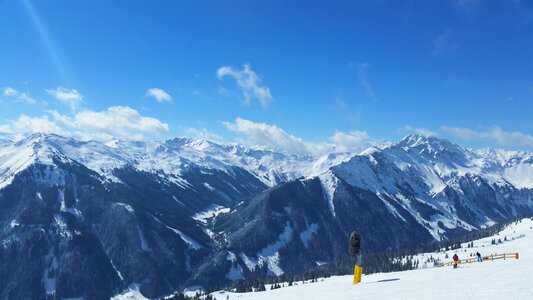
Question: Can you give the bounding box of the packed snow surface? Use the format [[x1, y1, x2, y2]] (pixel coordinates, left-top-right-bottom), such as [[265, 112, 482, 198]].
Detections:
[[209, 218, 533, 300]]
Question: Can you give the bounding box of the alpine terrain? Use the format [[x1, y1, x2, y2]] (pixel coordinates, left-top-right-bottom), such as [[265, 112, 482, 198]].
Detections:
[[1, 133, 532, 299]]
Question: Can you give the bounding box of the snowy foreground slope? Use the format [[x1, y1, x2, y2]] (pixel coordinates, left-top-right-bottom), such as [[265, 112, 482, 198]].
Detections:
[[204, 218, 533, 300]]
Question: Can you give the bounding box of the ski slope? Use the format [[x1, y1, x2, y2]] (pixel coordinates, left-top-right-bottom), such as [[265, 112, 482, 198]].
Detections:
[[209, 218, 533, 300]]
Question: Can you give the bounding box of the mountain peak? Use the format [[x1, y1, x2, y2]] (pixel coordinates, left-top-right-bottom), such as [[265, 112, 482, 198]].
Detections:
[[398, 134, 439, 147], [397, 134, 463, 153], [14, 132, 76, 147]]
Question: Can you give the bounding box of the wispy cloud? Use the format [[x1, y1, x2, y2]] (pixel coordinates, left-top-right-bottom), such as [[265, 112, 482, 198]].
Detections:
[[217, 63, 273, 107], [442, 125, 533, 148], [2, 87, 37, 105], [0, 106, 169, 141], [432, 29, 459, 56], [46, 86, 83, 110], [146, 87, 172, 103]]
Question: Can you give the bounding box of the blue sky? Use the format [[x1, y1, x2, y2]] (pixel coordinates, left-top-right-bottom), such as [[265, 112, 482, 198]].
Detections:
[[1, 0, 532, 153]]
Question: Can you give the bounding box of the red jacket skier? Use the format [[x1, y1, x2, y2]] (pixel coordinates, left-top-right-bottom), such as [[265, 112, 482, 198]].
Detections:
[[452, 253, 459, 268]]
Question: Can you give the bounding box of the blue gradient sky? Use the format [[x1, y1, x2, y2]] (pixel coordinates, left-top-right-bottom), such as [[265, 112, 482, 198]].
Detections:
[[1, 0, 532, 152]]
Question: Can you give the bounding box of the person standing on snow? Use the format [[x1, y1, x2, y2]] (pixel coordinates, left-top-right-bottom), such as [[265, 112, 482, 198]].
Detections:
[[476, 252, 482, 262], [452, 253, 459, 268]]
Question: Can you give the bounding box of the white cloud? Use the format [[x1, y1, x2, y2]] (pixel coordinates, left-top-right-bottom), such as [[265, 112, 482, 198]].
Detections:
[[145, 88, 172, 103], [3, 87, 17, 97], [2, 87, 37, 105], [217, 63, 273, 107], [0, 106, 169, 141], [401, 125, 438, 137], [0, 115, 65, 140], [46, 86, 83, 110], [329, 130, 369, 152], [223, 118, 307, 153], [442, 125, 533, 148], [222, 118, 370, 154]]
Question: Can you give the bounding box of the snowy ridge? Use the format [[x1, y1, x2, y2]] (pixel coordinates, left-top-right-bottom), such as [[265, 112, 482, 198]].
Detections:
[[1, 133, 531, 193], [0, 133, 352, 190]]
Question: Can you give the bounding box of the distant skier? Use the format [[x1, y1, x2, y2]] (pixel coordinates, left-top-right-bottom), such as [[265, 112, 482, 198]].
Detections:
[[476, 252, 482, 262], [452, 253, 459, 268]]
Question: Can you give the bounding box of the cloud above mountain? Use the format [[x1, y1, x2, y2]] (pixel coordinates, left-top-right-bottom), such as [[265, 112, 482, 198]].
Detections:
[[442, 125, 533, 148], [222, 117, 369, 155], [0, 106, 169, 141], [223, 117, 308, 153]]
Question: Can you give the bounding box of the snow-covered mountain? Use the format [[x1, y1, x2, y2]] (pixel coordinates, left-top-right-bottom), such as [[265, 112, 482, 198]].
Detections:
[[0, 133, 532, 299], [328, 134, 533, 236]]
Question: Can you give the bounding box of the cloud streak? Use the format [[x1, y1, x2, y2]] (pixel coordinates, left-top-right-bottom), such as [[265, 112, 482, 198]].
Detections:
[[217, 64, 273, 107]]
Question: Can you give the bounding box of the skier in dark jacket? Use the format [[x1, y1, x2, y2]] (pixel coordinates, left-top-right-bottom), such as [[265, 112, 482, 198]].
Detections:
[[452, 253, 459, 268], [476, 252, 482, 262]]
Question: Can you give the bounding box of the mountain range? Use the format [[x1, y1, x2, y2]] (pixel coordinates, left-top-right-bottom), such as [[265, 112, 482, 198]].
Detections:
[[1, 133, 532, 299]]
